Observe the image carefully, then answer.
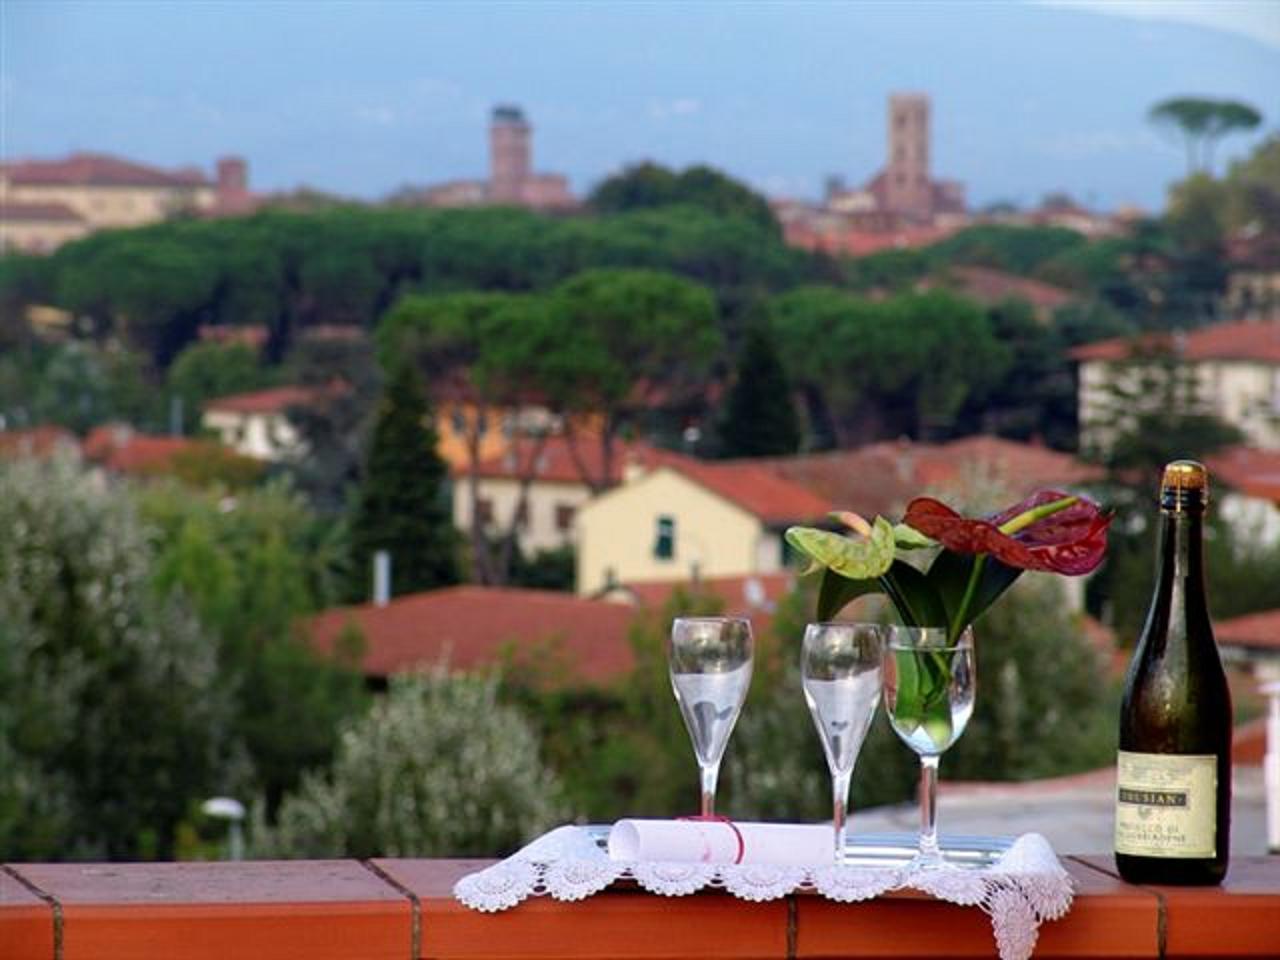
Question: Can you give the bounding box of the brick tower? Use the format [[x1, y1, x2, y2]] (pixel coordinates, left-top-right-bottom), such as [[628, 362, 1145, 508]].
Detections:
[[884, 93, 932, 221], [489, 105, 531, 204]]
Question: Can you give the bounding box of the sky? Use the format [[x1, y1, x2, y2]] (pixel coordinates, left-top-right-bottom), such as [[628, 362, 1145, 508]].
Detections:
[[2, 1, 1278, 212]]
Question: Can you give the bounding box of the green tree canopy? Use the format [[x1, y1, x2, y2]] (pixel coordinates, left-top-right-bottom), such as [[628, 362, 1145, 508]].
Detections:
[[715, 321, 801, 458], [140, 479, 366, 809], [544, 268, 722, 488], [1149, 96, 1264, 175], [282, 335, 384, 512], [0, 341, 162, 434], [348, 359, 459, 600], [588, 161, 780, 235], [769, 286, 1008, 445], [56, 233, 221, 365], [12, 202, 817, 372], [167, 341, 276, 434], [928, 224, 1088, 276], [376, 290, 560, 584], [954, 299, 1077, 448]]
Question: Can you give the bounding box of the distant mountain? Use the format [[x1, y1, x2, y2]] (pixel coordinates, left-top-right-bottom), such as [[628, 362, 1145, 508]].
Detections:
[[3, 2, 1276, 211]]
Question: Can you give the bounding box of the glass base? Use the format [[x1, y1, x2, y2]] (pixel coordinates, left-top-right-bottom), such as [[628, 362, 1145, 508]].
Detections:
[[585, 827, 1012, 869]]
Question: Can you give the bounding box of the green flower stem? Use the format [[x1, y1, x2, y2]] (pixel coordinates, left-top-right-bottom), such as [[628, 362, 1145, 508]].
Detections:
[[997, 495, 1077, 535], [948, 555, 986, 644], [880, 571, 920, 627]]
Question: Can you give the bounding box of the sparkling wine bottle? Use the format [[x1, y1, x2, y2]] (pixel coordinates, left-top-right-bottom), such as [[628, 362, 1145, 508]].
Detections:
[[1115, 460, 1232, 885]]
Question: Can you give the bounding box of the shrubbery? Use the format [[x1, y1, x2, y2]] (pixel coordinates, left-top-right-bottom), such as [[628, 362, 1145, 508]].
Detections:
[[0, 457, 234, 859], [255, 670, 566, 858]]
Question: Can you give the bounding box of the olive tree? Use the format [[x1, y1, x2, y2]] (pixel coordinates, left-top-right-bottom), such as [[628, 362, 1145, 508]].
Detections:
[[255, 670, 566, 858], [0, 457, 235, 859]]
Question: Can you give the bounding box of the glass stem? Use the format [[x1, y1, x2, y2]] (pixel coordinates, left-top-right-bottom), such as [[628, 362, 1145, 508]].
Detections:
[[700, 761, 720, 818], [832, 769, 853, 865], [918, 754, 942, 864]]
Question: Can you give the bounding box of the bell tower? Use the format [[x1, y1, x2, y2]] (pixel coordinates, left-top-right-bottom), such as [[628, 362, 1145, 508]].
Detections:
[[489, 105, 531, 204], [884, 94, 932, 221]]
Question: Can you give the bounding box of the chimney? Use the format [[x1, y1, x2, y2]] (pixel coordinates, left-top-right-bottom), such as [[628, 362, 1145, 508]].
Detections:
[[372, 550, 391, 607], [622, 453, 648, 485]]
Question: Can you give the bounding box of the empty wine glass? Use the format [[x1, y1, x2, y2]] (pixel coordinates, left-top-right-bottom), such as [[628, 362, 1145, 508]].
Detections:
[[801, 622, 884, 865], [669, 616, 754, 818], [883, 625, 976, 869]]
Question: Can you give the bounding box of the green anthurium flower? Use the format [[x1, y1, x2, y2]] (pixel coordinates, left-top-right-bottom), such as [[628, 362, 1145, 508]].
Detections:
[[892, 523, 935, 550], [785, 515, 896, 581]]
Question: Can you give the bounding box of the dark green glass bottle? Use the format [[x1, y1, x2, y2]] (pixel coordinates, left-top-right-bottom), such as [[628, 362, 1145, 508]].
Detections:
[[1115, 460, 1231, 885]]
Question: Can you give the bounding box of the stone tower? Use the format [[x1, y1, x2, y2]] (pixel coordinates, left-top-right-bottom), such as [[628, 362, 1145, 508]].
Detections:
[[489, 105, 531, 204], [884, 93, 932, 220]]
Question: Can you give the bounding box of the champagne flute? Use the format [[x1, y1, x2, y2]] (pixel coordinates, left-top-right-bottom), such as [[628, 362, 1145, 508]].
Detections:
[[883, 625, 976, 869], [669, 616, 754, 818], [800, 622, 884, 865]]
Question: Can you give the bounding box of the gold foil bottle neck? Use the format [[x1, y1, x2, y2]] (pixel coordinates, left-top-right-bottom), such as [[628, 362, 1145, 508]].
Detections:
[[1160, 459, 1209, 510]]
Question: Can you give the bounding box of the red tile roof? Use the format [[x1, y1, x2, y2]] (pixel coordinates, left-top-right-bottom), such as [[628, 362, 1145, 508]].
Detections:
[[944, 265, 1074, 311], [197, 325, 269, 348], [1216, 608, 1280, 652], [309, 586, 638, 685], [756, 436, 1099, 520], [0, 200, 85, 223], [82, 425, 201, 474], [468, 439, 831, 522], [783, 222, 955, 257], [1070, 321, 1280, 364], [300, 324, 367, 342], [2, 152, 208, 188], [203, 385, 327, 415], [671, 460, 832, 525], [463, 437, 694, 486], [1206, 447, 1280, 502], [923, 435, 1101, 488], [624, 572, 796, 637], [0, 425, 79, 460]]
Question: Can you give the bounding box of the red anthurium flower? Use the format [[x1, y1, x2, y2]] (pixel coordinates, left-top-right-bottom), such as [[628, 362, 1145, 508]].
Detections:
[[903, 490, 1111, 576]]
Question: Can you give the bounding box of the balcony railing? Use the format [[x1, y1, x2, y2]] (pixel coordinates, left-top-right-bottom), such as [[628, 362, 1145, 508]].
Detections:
[[3, 854, 1278, 959]]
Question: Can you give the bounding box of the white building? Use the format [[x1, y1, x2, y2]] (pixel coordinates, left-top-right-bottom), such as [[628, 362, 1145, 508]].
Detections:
[[1207, 447, 1280, 548], [1072, 321, 1280, 453], [202, 386, 321, 461], [453, 438, 688, 556]]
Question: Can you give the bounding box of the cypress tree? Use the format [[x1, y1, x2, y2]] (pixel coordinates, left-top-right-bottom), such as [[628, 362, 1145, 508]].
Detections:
[[716, 323, 801, 458], [348, 361, 459, 600]]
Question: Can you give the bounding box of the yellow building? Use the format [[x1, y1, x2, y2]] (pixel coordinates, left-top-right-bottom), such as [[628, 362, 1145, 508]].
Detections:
[[574, 459, 830, 596], [0, 152, 253, 253], [0, 200, 89, 253], [434, 398, 541, 474]]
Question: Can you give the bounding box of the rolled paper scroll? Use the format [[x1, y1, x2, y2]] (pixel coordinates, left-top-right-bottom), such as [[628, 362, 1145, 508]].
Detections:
[[608, 819, 833, 866]]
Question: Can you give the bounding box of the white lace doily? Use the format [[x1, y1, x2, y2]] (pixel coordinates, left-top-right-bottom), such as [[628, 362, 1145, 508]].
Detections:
[[454, 825, 1073, 960]]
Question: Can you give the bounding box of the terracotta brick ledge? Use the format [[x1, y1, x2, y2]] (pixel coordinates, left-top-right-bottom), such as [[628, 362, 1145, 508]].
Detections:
[[2, 855, 1277, 959]]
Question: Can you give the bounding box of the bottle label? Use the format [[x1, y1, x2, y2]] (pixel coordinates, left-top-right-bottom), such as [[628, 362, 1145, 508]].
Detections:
[[1115, 751, 1217, 858]]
